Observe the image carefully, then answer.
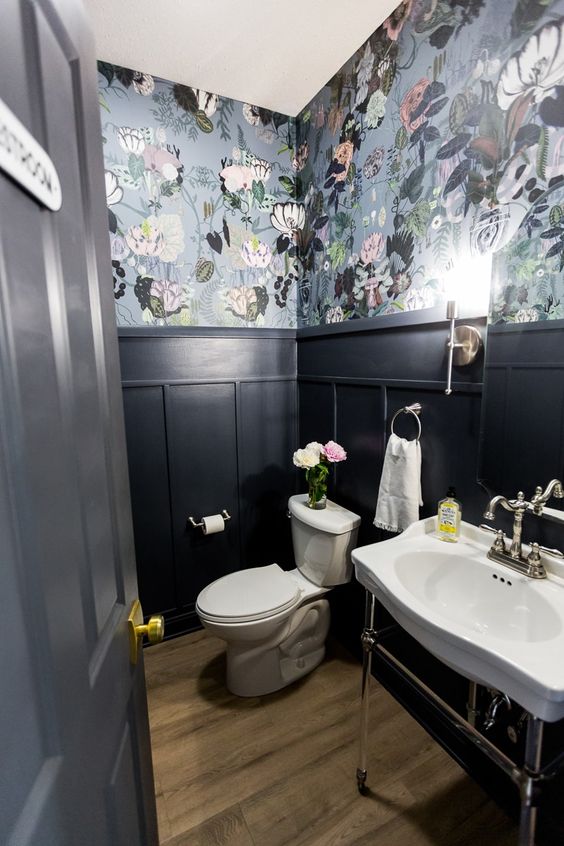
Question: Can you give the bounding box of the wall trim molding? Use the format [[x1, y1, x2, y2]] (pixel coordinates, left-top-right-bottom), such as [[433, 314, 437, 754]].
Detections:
[[298, 375, 482, 392], [118, 326, 297, 339], [297, 307, 487, 340]]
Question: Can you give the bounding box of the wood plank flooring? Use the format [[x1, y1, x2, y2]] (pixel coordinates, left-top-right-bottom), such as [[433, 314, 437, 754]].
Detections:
[[144, 631, 517, 846]]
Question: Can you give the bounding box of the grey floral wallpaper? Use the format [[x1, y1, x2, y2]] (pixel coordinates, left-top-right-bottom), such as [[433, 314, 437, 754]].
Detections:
[[99, 0, 564, 330], [98, 64, 301, 327], [295, 0, 564, 326]]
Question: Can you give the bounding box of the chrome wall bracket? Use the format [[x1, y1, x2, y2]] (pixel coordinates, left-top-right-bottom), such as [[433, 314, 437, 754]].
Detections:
[[445, 300, 483, 395]]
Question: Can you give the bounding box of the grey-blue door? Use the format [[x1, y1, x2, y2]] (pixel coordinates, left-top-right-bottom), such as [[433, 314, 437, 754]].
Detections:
[[0, 1, 158, 843]]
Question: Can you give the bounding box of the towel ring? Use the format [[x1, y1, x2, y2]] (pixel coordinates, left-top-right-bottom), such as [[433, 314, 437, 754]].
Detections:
[[390, 403, 422, 442]]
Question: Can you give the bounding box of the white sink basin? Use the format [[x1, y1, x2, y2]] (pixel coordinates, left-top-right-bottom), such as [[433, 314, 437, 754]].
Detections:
[[352, 518, 564, 721]]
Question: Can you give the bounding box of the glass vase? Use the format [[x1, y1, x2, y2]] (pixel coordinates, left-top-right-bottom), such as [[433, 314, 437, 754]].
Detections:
[[307, 482, 327, 510]]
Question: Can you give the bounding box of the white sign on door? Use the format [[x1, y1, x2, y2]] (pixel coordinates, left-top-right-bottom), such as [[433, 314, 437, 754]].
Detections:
[[0, 98, 62, 211]]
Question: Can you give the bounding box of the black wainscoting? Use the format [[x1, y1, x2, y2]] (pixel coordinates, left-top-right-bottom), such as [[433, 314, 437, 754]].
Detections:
[[480, 320, 564, 507], [119, 329, 298, 638]]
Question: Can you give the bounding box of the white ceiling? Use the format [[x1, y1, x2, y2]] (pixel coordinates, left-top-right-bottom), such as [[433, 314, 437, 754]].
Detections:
[[84, 0, 400, 116]]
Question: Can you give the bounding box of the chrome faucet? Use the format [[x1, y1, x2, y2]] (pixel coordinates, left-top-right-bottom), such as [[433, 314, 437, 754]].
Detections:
[[481, 483, 564, 579], [483, 491, 529, 561], [530, 479, 564, 515]]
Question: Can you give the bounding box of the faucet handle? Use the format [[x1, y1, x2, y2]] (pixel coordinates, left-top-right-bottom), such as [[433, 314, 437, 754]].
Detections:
[[479, 525, 507, 552]]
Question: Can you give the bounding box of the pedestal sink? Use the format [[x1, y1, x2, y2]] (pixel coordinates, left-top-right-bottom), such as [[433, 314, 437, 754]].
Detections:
[[352, 518, 564, 722]]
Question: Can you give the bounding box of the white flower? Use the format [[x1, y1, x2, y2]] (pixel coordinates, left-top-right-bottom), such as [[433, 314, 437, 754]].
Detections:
[[270, 201, 306, 235], [243, 103, 261, 125], [431, 214, 443, 230], [132, 72, 154, 96], [293, 443, 323, 468], [117, 126, 146, 155], [250, 158, 272, 181], [355, 43, 374, 106], [155, 127, 167, 146], [515, 308, 540, 323], [153, 214, 185, 263], [193, 89, 219, 117], [105, 171, 123, 206], [232, 147, 242, 162], [378, 206, 386, 227], [365, 91, 387, 129], [161, 162, 178, 181], [497, 20, 564, 109], [326, 306, 344, 323], [241, 237, 272, 268]]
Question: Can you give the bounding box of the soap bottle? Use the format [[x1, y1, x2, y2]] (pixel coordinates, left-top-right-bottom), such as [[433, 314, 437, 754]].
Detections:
[[437, 487, 461, 542]]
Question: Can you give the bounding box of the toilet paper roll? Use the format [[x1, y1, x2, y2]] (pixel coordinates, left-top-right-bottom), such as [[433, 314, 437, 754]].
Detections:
[[202, 514, 225, 535]]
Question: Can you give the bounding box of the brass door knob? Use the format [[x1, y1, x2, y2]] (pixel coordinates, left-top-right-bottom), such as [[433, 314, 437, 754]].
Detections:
[[127, 599, 164, 664]]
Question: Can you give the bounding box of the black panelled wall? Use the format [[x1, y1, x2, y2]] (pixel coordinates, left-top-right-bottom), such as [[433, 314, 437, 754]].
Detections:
[[297, 316, 487, 657], [119, 328, 297, 638]]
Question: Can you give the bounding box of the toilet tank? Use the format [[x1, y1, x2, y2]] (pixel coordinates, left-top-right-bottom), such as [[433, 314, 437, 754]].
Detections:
[[288, 495, 361, 587]]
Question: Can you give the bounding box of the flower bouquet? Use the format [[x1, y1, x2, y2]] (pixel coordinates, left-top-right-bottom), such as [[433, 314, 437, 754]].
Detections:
[[293, 440, 347, 509]]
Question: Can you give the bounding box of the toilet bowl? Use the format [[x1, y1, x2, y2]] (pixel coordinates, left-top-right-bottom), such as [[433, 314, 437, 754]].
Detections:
[[196, 494, 360, 696]]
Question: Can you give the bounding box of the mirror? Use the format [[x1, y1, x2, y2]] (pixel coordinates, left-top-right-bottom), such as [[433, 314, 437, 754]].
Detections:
[[479, 180, 564, 524]]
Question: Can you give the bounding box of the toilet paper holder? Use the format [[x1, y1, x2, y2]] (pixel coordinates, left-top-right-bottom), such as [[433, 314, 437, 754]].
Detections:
[[188, 509, 231, 530]]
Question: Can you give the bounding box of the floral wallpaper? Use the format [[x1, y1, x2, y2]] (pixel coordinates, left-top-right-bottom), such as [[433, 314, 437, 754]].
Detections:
[[490, 179, 564, 321], [295, 0, 564, 327], [98, 64, 301, 327]]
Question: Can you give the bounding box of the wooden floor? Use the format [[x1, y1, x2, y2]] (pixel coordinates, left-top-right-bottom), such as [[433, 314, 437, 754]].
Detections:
[[144, 631, 517, 846]]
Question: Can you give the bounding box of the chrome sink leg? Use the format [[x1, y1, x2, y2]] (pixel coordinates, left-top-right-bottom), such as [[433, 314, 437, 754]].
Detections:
[[357, 591, 376, 794], [467, 681, 479, 728], [518, 716, 543, 846]]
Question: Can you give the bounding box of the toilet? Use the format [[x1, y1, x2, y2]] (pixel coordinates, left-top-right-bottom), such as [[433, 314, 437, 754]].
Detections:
[[196, 494, 361, 696]]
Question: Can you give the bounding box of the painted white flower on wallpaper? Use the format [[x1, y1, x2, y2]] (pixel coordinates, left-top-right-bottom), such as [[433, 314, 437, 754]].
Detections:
[[98, 63, 303, 327], [497, 20, 564, 109]]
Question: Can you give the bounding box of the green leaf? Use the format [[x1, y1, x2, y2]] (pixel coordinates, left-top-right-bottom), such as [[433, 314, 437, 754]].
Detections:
[[173, 84, 198, 114], [97, 61, 115, 86], [537, 126, 548, 180], [405, 200, 431, 237], [160, 180, 180, 197], [252, 180, 265, 203], [400, 164, 425, 203], [436, 133, 472, 160], [327, 241, 346, 267], [195, 110, 214, 133], [149, 296, 165, 319], [549, 205, 563, 227], [278, 175, 301, 198], [395, 126, 408, 150], [128, 154, 145, 181], [334, 211, 350, 239]]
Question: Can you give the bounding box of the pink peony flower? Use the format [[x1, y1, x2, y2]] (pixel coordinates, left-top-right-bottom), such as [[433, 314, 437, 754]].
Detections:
[[150, 279, 182, 314], [399, 78, 431, 133], [365, 278, 383, 309], [323, 441, 347, 463], [383, 0, 413, 41], [142, 146, 181, 177], [360, 232, 385, 265], [220, 164, 255, 192]]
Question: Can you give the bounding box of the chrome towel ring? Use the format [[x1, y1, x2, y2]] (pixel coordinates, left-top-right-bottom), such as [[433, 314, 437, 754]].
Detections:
[[390, 403, 422, 442]]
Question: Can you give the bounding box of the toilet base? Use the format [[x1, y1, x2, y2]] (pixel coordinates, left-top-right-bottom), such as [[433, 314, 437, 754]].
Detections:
[[225, 599, 330, 697]]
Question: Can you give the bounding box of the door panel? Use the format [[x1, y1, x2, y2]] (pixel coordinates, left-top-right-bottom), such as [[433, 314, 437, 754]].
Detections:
[[0, 1, 158, 843]]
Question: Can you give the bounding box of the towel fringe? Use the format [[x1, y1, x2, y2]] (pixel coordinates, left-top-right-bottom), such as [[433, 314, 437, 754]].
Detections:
[[373, 521, 404, 533]]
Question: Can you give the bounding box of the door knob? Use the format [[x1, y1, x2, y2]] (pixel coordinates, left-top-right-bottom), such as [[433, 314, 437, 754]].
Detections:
[[127, 599, 164, 664]]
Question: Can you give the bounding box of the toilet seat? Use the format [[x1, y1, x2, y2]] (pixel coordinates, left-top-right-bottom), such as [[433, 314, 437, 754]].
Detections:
[[196, 563, 301, 624]]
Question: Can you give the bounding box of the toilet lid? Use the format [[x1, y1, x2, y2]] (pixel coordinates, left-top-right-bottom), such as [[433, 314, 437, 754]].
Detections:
[[196, 563, 301, 622]]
